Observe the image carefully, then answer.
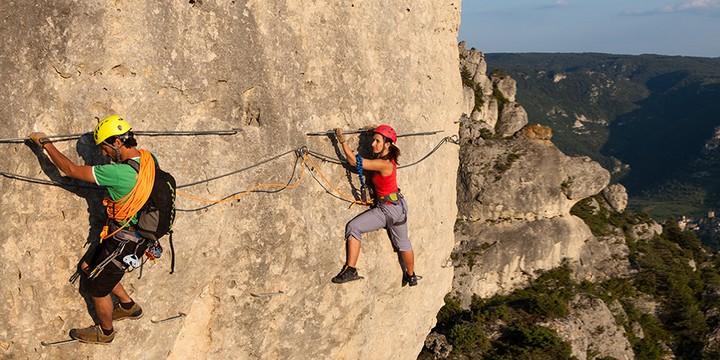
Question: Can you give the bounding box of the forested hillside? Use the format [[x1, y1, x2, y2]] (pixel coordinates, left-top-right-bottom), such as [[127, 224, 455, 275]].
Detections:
[[486, 53, 720, 218]]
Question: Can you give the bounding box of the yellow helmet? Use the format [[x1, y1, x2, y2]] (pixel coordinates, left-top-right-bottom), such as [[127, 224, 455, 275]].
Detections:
[[94, 114, 132, 145]]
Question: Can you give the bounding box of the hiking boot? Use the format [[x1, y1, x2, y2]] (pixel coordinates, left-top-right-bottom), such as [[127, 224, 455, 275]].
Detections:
[[331, 265, 362, 284], [112, 302, 143, 321], [69, 325, 114, 345], [403, 272, 419, 287]]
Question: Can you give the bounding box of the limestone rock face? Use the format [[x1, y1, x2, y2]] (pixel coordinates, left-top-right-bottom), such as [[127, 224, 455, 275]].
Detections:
[[453, 55, 611, 302], [469, 97, 499, 128], [491, 75, 517, 103], [458, 41, 487, 84], [545, 295, 635, 360], [423, 332, 453, 359], [496, 102, 528, 138], [705, 326, 720, 354], [459, 115, 493, 145], [461, 45, 529, 140], [459, 44, 519, 136], [0, 2, 461, 359], [457, 136, 610, 222], [475, 73, 494, 97], [575, 234, 631, 282], [603, 184, 629, 213], [629, 221, 664, 240], [463, 86, 475, 116], [453, 216, 592, 302]]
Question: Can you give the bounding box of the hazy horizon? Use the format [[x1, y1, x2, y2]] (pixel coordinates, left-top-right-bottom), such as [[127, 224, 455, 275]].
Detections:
[[460, 0, 720, 58], [482, 50, 720, 59]]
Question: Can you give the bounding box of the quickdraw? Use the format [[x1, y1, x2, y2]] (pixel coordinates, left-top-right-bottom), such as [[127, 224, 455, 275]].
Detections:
[[356, 154, 368, 204]]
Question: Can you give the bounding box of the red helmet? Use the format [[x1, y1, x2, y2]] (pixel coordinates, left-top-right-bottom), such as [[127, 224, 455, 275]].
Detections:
[[374, 124, 397, 143]]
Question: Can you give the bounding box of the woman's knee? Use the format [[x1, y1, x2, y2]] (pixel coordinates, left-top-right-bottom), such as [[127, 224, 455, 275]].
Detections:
[[397, 243, 413, 252], [345, 223, 363, 242]]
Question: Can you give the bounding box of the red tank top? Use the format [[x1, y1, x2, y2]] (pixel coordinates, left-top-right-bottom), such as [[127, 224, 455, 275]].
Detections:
[[371, 161, 398, 198]]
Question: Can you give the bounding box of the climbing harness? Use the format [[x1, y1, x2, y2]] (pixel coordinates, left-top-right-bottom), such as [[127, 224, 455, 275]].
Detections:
[[86, 227, 148, 280], [82, 150, 159, 281], [378, 191, 402, 205]]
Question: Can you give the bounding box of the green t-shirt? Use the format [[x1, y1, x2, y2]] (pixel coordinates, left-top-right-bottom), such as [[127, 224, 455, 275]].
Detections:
[[92, 157, 141, 224]]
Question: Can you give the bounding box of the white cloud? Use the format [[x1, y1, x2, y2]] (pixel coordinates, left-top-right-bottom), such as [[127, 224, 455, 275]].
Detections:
[[537, 0, 569, 10], [624, 0, 720, 15], [663, 0, 720, 12]]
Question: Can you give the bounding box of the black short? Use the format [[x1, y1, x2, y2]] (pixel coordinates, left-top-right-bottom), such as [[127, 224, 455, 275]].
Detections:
[[85, 234, 148, 297]]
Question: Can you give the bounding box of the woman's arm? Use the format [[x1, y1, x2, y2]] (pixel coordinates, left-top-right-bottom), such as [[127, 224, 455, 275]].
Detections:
[[339, 140, 358, 167], [359, 158, 392, 174], [334, 128, 392, 175]]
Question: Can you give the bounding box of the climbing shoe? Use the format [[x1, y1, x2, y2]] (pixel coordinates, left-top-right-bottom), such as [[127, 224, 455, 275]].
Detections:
[[112, 302, 143, 321], [69, 325, 114, 344], [331, 265, 362, 284], [403, 272, 420, 287]]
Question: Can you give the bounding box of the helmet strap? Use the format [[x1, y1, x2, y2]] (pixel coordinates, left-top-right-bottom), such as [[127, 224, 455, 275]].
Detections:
[[103, 140, 122, 163]]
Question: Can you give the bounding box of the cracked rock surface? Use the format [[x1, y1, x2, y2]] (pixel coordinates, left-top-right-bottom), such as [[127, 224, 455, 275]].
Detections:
[[0, 2, 462, 359], [453, 119, 611, 303]]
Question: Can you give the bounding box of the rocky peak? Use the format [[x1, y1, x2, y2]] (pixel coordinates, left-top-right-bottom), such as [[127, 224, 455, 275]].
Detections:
[[459, 44, 527, 138], [603, 183, 629, 213], [490, 74, 517, 102], [452, 44, 631, 305]]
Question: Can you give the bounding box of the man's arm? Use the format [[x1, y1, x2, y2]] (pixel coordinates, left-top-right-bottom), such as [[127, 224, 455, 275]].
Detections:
[[29, 132, 96, 183], [42, 143, 96, 183]]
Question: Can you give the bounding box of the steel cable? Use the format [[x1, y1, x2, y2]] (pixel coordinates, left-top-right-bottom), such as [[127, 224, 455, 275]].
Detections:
[[176, 153, 304, 212], [1, 134, 458, 209], [177, 149, 297, 188], [0, 129, 241, 144], [306, 135, 459, 169]]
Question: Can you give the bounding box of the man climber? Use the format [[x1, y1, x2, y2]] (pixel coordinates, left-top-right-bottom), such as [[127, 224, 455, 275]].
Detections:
[[29, 115, 155, 344]]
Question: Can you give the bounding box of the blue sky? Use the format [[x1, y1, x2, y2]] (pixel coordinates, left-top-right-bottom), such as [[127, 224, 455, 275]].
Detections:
[[460, 0, 720, 57]]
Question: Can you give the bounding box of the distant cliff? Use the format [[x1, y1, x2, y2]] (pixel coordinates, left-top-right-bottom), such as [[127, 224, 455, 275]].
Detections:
[[421, 45, 720, 360], [486, 53, 720, 218], [451, 43, 616, 303]]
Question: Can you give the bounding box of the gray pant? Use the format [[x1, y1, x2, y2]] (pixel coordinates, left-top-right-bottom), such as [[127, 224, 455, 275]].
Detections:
[[345, 198, 412, 252]]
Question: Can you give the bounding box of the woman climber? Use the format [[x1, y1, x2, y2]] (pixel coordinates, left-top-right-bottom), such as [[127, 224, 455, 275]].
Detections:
[[331, 124, 418, 286]]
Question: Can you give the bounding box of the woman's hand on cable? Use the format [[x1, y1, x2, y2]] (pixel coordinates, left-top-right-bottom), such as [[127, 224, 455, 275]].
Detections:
[[28, 132, 49, 147], [334, 128, 345, 144]]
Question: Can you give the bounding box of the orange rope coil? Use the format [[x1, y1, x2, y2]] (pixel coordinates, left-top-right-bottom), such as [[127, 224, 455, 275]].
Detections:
[[100, 149, 156, 240]]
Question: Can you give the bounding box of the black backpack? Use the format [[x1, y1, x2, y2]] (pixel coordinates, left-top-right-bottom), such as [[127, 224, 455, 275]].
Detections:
[[126, 156, 177, 272]]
